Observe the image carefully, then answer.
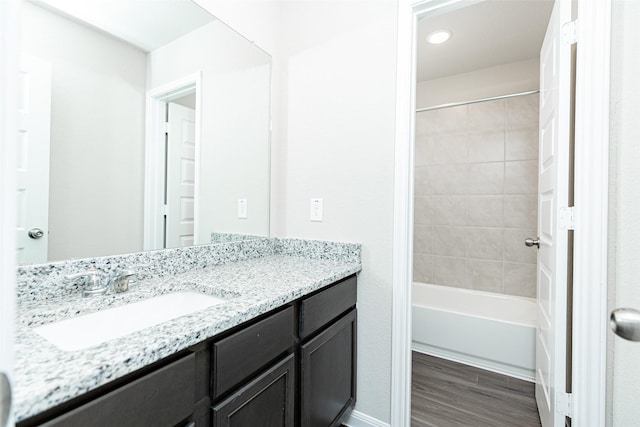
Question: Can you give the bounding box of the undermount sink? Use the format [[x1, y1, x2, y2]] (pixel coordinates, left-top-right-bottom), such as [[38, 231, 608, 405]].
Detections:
[[34, 291, 226, 351]]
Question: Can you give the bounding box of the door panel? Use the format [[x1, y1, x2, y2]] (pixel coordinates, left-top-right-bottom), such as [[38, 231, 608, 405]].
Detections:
[[166, 102, 195, 248], [16, 54, 51, 264], [536, 1, 572, 425]]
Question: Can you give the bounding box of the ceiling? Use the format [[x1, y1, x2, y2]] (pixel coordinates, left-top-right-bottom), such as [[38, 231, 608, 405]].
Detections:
[[31, 0, 216, 52], [417, 0, 554, 82]]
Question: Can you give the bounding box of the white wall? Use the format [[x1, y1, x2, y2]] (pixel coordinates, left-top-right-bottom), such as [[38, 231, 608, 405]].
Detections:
[[148, 20, 271, 241], [277, 2, 398, 423], [21, 2, 147, 261], [608, 1, 640, 425], [416, 58, 540, 109]]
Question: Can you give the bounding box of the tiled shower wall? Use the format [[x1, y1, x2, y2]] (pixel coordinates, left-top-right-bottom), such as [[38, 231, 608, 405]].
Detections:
[[413, 93, 539, 298]]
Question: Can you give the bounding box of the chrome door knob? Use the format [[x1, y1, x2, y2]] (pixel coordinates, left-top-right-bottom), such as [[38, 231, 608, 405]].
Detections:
[[610, 308, 640, 341], [524, 237, 540, 248], [28, 228, 44, 239]]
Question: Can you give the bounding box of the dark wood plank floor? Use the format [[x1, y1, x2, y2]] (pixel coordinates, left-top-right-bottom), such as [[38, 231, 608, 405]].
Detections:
[[412, 352, 542, 427]]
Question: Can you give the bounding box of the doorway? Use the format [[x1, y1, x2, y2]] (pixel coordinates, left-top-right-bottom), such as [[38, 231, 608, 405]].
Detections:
[[392, 0, 611, 425], [143, 73, 202, 251]]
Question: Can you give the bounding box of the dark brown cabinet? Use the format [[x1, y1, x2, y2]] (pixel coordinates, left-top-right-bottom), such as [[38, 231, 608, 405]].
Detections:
[[212, 354, 295, 427], [19, 275, 357, 427], [299, 275, 357, 427]]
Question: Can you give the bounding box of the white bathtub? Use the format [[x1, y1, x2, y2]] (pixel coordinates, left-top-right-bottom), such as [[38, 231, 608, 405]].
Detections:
[[412, 282, 536, 381]]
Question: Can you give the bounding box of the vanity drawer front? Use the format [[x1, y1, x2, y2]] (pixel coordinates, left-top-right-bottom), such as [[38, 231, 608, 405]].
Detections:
[[299, 275, 357, 339], [41, 353, 195, 427], [212, 306, 294, 398]]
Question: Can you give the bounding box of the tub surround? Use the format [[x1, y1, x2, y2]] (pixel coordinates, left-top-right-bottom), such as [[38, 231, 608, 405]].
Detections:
[[14, 238, 361, 422]]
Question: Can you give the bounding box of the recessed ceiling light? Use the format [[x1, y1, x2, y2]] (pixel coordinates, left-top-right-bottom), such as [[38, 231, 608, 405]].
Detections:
[[427, 30, 451, 45]]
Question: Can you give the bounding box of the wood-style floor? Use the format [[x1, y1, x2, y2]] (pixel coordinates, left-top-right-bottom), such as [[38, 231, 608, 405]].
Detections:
[[411, 352, 542, 427]]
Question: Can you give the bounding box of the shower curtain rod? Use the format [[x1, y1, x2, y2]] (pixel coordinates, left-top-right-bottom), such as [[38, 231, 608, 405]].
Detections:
[[415, 89, 540, 113]]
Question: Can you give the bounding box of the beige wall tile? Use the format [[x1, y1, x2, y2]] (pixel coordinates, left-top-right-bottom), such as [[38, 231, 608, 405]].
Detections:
[[433, 256, 467, 288], [466, 259, 504, 292], [414, 225, 433, 254], [467, 162, 504, 195], [415, 110, 436, 138], [504, 195, 537, 229], [504, 160, 538, 195], [432, 133, 468, 164], [434, 164, 468, 195], [467, 131, 505, 163], [468, 99, 505, 133], [504, 262, 537, 298], [506, 93, 539, 130], [415, 166, 435, 196], [432, 226, 466, 257], [413, 254, 433, 284], [506, 129, 539, 161], [415, 135, 434, 167], [414, 196, 434, 226], [433, 196, 466, 226], [434, 105, 467, 135], [467, 196, 504, 227], [466, 228, 504, 261], [504, 228, 538, 264]]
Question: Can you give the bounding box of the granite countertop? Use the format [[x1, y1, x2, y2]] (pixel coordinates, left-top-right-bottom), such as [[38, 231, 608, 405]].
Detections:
[[14, 239, 361, 422]]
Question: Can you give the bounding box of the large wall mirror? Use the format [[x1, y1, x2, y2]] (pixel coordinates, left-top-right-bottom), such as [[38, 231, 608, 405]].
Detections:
[[18, 0, 271, 265]]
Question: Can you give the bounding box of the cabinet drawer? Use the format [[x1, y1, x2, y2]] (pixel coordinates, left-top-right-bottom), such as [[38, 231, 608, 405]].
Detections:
[[212, 354, 295, 427], [299, 275, 357, 339], [42, 353, 195, 427], [212, 306, 294, 398]]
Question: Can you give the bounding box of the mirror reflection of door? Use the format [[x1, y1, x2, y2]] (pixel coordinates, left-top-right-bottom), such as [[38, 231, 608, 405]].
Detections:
[[165, 99, 196, 248], [16, 54, 51, 265]]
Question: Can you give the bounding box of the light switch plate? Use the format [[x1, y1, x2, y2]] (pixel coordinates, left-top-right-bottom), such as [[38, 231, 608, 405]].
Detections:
[[238, 198, 248, 219], [310, 198, 323, 222]]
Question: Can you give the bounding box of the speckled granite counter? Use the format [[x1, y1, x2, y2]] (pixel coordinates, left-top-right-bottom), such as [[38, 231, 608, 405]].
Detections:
[[14, 238, 361, 422]]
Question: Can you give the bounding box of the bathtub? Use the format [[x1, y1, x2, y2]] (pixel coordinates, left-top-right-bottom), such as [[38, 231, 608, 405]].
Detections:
[[412, 282, 536, 381]]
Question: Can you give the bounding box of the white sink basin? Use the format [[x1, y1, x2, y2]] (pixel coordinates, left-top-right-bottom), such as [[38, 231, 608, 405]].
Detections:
[[34, 291, 226, 351]]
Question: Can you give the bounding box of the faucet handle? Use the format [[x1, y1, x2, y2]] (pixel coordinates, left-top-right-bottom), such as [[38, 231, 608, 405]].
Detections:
[[109, 265, 148, 293], [64, 269, 108, 297]]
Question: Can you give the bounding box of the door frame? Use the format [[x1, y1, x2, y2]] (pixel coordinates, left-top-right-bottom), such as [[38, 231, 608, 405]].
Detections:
[[143, 72, 202, 251], [391, 0, 611, 425]]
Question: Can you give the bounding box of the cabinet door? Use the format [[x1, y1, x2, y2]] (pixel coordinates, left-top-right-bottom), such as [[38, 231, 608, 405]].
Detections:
[[300, 309, 357, 427], [212, 354, 295, 427]]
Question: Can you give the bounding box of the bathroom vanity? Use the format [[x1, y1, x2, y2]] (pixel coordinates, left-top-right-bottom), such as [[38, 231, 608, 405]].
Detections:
[[14, 239, 360, 427]]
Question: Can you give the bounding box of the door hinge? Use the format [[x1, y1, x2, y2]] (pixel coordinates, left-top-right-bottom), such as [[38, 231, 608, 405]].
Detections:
[[559, 206, 575, 231], [164, 122, 170, 134], [562, 20, 578, 45], [556, 391, 572, 418]]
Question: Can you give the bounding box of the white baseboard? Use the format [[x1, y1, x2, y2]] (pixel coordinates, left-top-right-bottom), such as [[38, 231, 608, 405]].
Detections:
[[412, 342, 535, 382], [343, 410, 390, 427]]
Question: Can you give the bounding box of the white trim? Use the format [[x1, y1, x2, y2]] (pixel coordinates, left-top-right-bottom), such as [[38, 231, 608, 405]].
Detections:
[[143, 72, 202, 250], [0, 1, 20, 425], [391, 1, 417, 426], [344, 410, 391, 427], [571, 0, 611, 425]]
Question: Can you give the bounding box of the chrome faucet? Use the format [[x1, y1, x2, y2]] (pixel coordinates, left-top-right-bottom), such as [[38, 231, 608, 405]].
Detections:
[[64, 267, 141, 297]]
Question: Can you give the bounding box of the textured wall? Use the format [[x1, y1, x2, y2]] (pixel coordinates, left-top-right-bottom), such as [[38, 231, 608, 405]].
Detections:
[[414, 93, 539, 298]]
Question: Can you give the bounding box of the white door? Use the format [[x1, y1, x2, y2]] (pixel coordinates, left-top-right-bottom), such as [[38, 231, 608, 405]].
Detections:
[[608, 0, 640, 424], [536, 1, 573, 426], [16, 54, 52, 265], [165, 102, 195, 248]]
